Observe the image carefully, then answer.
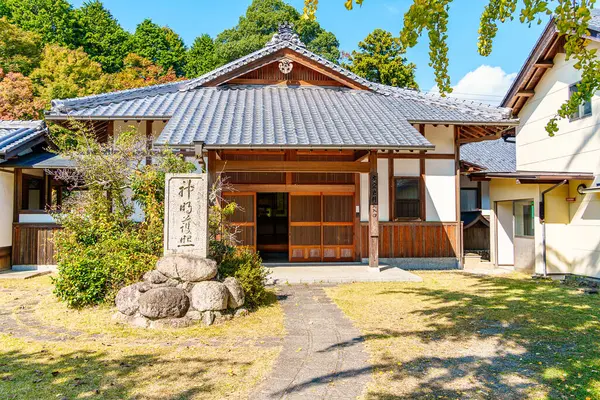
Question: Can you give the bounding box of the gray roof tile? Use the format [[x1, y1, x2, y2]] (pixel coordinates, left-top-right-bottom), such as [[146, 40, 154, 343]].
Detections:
[[47, 29, 518, 149], [461, 138, 516, 173], [0, 120, 47, 159]]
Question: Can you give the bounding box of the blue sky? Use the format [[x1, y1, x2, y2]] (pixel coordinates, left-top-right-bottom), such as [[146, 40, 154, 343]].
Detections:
[[70, 0, 548, 104]]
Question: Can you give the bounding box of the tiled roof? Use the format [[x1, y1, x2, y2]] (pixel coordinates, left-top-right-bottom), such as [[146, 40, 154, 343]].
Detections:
[[589, 8, 600, 32], [155, 86, 434, 149], [47, 26, 518, 149], [0, 120, 47, 160], [460, 137, 516, 173]]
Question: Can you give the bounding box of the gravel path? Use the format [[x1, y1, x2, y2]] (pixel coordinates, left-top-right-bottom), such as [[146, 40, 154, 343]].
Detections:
[[252, 285, 371, 400]]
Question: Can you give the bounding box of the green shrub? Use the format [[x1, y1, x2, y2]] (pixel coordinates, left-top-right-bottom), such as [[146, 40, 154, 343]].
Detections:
[[218, 247, 270, 309], [51, 123, 194, 308]]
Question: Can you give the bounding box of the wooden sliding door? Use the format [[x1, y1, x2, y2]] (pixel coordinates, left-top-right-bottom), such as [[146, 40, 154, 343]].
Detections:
[[322, 193, 354, 261], [289, 192, 355, 262], [223, 192, 256, 251]]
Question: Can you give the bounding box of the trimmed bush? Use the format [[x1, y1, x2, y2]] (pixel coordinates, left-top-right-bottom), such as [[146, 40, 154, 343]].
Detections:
[[218, 247, 269, 309]]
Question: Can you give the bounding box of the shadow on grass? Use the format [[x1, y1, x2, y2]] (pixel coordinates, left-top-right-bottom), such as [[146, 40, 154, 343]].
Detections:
[[292, 274, 600, 399], [0, 346, 251, 400]]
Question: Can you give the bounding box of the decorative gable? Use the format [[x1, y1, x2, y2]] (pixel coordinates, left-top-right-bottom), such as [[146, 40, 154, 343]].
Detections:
[[227, 60, 348, 87]]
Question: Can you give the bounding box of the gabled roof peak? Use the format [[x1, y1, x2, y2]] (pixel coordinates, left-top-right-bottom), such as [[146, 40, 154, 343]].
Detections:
[[267, 22, 306, 48]]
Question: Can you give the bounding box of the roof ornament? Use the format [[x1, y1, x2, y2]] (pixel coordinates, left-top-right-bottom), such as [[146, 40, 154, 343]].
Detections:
[[267, 22, 306, 48], [279, 58, 293, 74]]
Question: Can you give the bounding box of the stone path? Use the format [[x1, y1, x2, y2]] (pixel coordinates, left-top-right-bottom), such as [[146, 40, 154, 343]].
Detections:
[[252, 285, 372, 400]]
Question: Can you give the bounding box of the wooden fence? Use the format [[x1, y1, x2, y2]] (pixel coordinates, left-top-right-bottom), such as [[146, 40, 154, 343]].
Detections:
[[12, 224, 62, 265], [359, 222, 462, 259]]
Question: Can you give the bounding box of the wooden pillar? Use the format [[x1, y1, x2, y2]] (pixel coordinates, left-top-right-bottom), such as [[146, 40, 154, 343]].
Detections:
[[454, 126, 463, 266], [368, 151, 379, 268], [354, 173, 361, 261], [145, 120, 153, 165], [207, 150, 217, 186], [419, 124, 427, 221], [13, 169, 22, 223]]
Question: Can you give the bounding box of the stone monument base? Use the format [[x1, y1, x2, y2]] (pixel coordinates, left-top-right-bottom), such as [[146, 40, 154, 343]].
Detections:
[[113, 253, 247, 328]]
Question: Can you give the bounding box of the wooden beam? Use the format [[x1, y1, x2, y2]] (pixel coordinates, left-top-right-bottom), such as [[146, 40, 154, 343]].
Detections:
[[354, 173, 361, 262], [214, 160, 371, 173], [378, 153, 455, 160], [225, 184, 355, 193], [534, 60, 554, 68], [13, 169, 22, 223], [516, 89, 535, 97], [207, 150, 217, 186], [354, 150, 370, 162], [368, 151, 379, 269]]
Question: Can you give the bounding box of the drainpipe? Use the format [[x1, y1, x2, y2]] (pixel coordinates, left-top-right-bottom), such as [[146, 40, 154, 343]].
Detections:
[[540, 180, 567, 277]]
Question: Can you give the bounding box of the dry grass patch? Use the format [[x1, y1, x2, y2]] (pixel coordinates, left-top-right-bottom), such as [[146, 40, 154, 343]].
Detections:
[[0, 276, 284, 399], [326, 272, 600, 399]]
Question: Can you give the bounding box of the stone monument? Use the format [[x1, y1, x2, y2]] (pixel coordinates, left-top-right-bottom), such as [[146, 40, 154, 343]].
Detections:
[[113, 173, 247, 328], [164, 173, 209, 257]]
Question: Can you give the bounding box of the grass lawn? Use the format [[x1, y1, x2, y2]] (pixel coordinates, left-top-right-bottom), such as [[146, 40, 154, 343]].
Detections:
[[326, 272, 600, 400], [0, 276, 284, 399]]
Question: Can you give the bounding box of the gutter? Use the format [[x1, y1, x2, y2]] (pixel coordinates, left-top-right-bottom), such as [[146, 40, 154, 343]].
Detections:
[[540, 179, 567, 277]]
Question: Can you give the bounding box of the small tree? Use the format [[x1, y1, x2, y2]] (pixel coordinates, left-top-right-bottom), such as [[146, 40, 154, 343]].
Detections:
[[51, 121, 195, 308], [0, 69, 44, 119]]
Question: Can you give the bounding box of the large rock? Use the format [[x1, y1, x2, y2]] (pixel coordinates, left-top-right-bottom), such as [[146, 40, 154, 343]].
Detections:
[[138, 287, 190, 319], [143, 270, 168, 284], [115, 284, 141, 316], [223, 277, 245, 308], [156, 254, 217, 282], [190, 281, 229, 311]]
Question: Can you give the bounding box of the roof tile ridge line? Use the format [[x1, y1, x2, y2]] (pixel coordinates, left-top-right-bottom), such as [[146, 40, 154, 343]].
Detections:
[[51, 78, 196, 112], [181, 42, 285, 92]]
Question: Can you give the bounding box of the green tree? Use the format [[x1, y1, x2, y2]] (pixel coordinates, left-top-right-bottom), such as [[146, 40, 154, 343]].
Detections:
[[0, 69, 44, 119], [74, 0, 131, 73], [1, 0, 78, 47], [185, 34, 220, 78], [348, 29, 418, 89], [304, 0, 598, 135], [0, 17, 42, 75], [112, 53, 179, 90], [30, 44, 111, 104], [130, 19, 187, 76], [215, 0, 340, 64]]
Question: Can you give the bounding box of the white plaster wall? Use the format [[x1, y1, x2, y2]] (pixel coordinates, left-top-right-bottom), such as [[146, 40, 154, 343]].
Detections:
[[0, 171, 14, 247], [393, 159, 419, 177], [425, 159, 456, 221], [516, 42, 600, 174], [423, 125, 455, 154], [495, 201, 515, 266], [481, 181, 490, 214]]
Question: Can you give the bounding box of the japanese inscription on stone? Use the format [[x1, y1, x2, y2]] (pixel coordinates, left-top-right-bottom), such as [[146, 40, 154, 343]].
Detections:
[[164, 173, 208, 257]]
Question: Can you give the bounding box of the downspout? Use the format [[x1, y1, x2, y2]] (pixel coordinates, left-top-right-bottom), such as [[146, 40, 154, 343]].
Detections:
[[539, 180, 567, 277]]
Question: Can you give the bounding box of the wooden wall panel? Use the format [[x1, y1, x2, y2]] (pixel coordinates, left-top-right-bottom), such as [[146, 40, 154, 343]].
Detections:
[[12, 224, 61, 265], [359, 222, 461, 259], [0, 246, 11, 271]]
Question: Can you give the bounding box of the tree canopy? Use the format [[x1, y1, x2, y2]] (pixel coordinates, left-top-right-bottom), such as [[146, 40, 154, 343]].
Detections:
[[130, 19, 187, 77], [1, 0, 78, 47], [185, 34, 220, 78], [348, 28, 418, 89], [112, 53, 180, 90], [215, 0, 340, 64], [0, 17, 41, 75], [0, 69, 44, 119], [30, 44, 111, 104], [304, 0, 599, 135], [74, 0, 131, 73]]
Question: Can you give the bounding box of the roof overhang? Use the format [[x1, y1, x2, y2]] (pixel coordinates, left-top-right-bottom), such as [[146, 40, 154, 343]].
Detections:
[[469, 170, 594, 183], [0, 151, 75, 168]]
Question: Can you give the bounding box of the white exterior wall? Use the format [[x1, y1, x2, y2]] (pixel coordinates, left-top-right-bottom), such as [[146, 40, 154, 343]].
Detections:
[[425, 159, 456, 221], [359, 125, 458, 223], [0, 171, 14, 247], [491, 41, 600, 278], [516, 42, 600, 174]]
